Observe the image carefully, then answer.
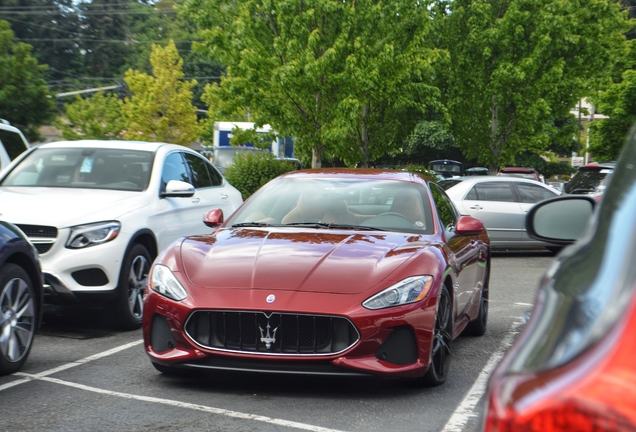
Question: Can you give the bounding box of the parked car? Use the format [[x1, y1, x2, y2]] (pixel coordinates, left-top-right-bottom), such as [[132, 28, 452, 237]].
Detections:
[[546, 180, 568, 193], [466, 167, 490, 176], [143, 169, 491, 386], [0, 140, 243, 330], [0, 120, 29, 172], [438, 176, 560, 250], [497, 167, 544, 183], [210, 146, 265, 173], [478, 127, 636, 430], [564, 161, 616, 200], [0, 220, 43, 375], [429, 159, 465, 178]]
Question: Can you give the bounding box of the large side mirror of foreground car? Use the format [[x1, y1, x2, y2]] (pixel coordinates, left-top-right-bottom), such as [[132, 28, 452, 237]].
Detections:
[[203, 208, 224, 228], [526, 196, 596, 244], [455, 215, 485, 235], [161, 180, 195, 198]]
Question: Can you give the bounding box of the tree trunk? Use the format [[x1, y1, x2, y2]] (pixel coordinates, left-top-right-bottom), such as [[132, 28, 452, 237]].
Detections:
[[312, 145, 323, 168]]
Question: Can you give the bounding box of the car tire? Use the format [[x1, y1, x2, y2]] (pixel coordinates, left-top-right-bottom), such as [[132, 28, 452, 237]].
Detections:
[[463, 257, 490, 337], [0, 263, 37, 376], [421, 283, 452, 387], [113, 244, 151, 331]]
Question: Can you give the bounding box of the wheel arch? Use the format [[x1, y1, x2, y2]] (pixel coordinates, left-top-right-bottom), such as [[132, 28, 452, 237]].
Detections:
[[126, 229, 158, 261]]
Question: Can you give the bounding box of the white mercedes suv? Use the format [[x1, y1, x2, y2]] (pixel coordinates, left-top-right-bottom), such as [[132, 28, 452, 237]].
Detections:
[[0, 140, 243, 330]]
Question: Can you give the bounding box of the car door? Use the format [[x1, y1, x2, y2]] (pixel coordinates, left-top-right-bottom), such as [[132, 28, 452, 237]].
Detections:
[[183, 151, 239, 222], [151, 151, 205, 251], [460, 181, 523, 243], [429, 183, 483, 317], [513, 181, 560, 242]]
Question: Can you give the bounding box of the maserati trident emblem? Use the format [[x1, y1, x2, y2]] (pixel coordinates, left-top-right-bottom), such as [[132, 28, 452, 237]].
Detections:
[[259, 321, 279, 349], [266, 294, 275, 303]]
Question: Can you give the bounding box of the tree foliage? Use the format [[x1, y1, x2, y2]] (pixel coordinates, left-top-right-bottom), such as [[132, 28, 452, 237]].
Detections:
[[0, 20, 54, 140], [223, 152, 296, 199], [436, 0, 630, 173], [54, 92, 124, 140], [120, 40, 201, 145], [183, 0, 439, 168]]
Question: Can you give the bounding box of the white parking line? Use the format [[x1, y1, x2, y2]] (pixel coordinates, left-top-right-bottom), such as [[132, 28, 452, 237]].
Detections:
[[441, 321, 524, 432], [3, 339, 346, 432]]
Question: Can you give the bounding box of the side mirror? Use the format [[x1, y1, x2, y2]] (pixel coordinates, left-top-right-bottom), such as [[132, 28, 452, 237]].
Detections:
[[161, 180, 195, 198], [455, 215, 485, 235], [526, 196, 596, 244], [203, 208, 224, 227]]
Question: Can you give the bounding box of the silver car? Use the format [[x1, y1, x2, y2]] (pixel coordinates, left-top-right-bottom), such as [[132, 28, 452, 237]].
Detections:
[[438, 176, 560, 250]]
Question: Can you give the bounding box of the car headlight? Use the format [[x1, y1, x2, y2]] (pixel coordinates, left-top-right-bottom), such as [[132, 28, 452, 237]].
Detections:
[[150, 264, 188, 301], [363, 276, 433, 310], [66, 221, 120, 249]]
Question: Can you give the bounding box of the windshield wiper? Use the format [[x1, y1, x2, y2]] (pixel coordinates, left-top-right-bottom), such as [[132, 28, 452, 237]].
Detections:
[[231, 222, 272, 227], [283, 222, 378, 231]]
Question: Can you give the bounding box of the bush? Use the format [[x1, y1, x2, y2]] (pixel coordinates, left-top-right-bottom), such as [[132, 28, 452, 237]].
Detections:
[[224, 152, 297, 199]]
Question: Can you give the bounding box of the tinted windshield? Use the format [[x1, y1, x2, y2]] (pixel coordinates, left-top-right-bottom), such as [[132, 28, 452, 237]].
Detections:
[[564, 169, 612, 194], [227, 177, 435, 234], [1, 147, 154, 191], [498, 172, 537, 180]]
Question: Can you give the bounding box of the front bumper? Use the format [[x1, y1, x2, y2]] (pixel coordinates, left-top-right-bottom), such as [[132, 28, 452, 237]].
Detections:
[[142, 288, 438, 379]]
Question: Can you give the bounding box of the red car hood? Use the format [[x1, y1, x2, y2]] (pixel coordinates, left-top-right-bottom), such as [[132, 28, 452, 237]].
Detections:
[[179, 228, 433, 294]]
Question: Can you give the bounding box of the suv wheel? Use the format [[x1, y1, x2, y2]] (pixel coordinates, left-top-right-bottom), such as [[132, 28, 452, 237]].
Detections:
[[113, 244, 150, 331]]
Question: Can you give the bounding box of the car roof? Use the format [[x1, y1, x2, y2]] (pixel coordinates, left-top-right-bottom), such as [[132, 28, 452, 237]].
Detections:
[[498, 167, 537, 173], [578, 161, 616, 171], [34, 140, 177, 152], [277, 168, 435, 183]]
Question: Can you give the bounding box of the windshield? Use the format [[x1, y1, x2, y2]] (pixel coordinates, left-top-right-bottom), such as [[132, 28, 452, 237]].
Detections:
[[227, 177, 435, 234], [498, 172, 537, 180], [437, 179, 464, 191], [565, 169, 612, 194], [1, 147, 154, 191]]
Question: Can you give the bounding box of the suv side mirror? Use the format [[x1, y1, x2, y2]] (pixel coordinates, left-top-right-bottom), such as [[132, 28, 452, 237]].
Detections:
[[526, 196, 596, 244], [161, 180, 195, 198]]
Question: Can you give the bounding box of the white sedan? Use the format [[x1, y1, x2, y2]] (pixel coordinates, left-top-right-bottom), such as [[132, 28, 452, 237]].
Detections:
[[438, 176, 560, 250], [0, 140, 243, 330]]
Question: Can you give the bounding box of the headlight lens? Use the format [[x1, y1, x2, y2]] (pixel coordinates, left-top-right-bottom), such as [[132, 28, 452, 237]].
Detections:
[[66, 221, 120, 249], [150, 264, 188, 301], [363, 276, 433, 310]]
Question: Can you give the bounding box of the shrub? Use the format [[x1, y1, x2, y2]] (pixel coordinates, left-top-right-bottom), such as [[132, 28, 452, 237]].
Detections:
[[224, 152, 297, 199]]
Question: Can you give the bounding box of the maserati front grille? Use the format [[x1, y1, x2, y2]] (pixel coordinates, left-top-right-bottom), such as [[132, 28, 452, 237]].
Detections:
[[185, 311, 360, 356]]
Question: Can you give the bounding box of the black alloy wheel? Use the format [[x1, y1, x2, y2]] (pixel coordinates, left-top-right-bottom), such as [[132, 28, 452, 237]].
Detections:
[[113, 243, 151, 331], [421, 283, 452, 386], [0, 264, 36, 375]]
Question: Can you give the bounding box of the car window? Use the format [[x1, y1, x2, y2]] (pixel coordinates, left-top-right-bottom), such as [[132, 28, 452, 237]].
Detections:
[[429, 183, 458, 229], [0, 129, 28, 160], [466, 182, 515, 202], [184, 152, 214, 188], [515, 183, 557, 203], [1, 147, 153, 191], [437, 179, 463, 191], [161, 152, 190, 190], [207, 163, 224, 186], [564, 169, 611, 194]]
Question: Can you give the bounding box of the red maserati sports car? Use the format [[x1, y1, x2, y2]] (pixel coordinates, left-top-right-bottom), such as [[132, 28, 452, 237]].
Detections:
[[142, 169, 490, 386]]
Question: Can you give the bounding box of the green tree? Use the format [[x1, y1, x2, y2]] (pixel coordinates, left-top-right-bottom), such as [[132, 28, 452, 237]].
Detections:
[[184, 0, 438, 168], [0, 20, 54, 141], [224, 152, 297, 199], [120, 40, 201, 145], [54, 92, 124, 140], [436, 0, 630, 173]]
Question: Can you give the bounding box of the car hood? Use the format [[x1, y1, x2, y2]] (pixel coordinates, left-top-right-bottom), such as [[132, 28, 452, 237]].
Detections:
[[0, 187, 148, 227], [179, 228, 435, 294]]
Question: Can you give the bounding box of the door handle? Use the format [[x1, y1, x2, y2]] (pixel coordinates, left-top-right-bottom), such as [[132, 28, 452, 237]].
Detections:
[[469, 205, 483, 210], [221, 194, 229, 201], [191, 197, 200, 204]]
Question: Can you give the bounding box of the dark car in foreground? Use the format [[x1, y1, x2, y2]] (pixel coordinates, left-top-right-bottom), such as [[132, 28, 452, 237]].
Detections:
[[0, 221, 43, 375], [143, 169, 490, 386], [479, 126, 636, 430]]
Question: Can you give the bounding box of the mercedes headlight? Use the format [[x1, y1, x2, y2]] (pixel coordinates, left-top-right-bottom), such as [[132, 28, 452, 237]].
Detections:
[[150, 264, 188, 301], [363, 276, 433, 310], [66, 221, 120, 249]]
